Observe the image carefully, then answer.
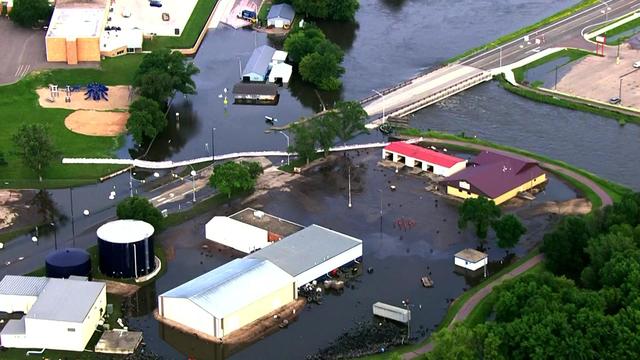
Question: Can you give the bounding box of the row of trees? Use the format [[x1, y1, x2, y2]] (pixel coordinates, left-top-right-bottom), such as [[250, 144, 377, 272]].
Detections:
[[289, 101, 367, 163], [9, 0, 52, 27], [284, 25, 344, 91], [429, 192, 640, 359], [127, 49, 200, 145], [289, 0, 360, 21], [457, 197, 527, 252]]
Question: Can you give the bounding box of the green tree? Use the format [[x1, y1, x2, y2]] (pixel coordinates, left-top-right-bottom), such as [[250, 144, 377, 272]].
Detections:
[[457, 197, 501, 246], [328, 0, 360, 21], [299, 52, 344, 91], [12, 123, 60, 180], [116, 196, 164, 231], [313, 114, 336, 156], [241, 161, 264, 179], [134, 49, 199, 105], [283, 25, 326, 62], [493, 214, 526, 252], [331, 101, 367, 144], [9, 0, 51, 27], [291, 0, 359, 21], [126, 97, 167, 144], [289, 122, 317, 164], [542, 215, 592, 281], [210, 162, 260, 198], [292, 0, 330, 19]]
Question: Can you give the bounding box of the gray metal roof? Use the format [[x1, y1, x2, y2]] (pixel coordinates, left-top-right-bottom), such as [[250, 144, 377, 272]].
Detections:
[[26, 278, 105, 323], [267, 3, 295, 21], [248, 225, 362, 277], [160, 258, 292, 318], [243, 45, 276, 78], [0, 318, 26, 335], [0, 275, 49, 297]]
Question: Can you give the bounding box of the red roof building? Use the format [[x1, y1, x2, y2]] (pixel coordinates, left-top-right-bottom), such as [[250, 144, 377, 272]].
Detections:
[[382, 142, 467, 177]]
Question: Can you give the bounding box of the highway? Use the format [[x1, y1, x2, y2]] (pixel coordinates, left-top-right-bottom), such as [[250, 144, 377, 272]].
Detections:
[[463, 0, 640, 70]]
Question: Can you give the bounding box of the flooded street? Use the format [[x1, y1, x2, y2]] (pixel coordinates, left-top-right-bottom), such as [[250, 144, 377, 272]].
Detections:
[[128, 149, 577, 359]]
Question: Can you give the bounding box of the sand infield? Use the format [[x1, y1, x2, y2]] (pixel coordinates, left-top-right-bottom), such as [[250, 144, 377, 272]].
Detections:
[[64, 110, 129, 137]]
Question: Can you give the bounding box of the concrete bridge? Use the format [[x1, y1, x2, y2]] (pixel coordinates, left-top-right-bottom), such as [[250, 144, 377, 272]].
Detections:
[[362, 64, 492, 128]]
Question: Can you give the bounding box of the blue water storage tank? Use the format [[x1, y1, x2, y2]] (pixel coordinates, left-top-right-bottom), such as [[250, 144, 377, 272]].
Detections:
[[45, 248, 91, 278], [96, 219, 156, 279]]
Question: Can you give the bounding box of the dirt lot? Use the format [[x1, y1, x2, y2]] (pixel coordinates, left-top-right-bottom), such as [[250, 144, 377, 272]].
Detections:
[[64, 110, 129, 137], [556, 44, 640, 110], [0, 190, 38, 233], [36, 85, 132, 110]]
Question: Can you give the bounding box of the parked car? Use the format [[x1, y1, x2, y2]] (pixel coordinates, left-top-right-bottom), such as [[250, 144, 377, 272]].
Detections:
[[609, 96, 621, 105], [149, 1, 162, 7], [633, 61, 640, 69]]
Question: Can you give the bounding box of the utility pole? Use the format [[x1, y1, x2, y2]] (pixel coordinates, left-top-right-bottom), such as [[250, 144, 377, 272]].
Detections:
[[619, 78, 623, 101]]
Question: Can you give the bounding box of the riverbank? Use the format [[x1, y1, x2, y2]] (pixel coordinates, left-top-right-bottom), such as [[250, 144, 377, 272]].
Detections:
[[0, 55, 143, 189]]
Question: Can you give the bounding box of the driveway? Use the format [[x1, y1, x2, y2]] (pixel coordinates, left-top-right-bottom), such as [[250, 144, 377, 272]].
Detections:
[[0, 17, 98, 85]]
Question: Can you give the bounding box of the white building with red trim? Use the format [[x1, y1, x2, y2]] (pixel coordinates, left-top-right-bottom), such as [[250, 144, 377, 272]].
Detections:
[[382, 142, 467, 177]]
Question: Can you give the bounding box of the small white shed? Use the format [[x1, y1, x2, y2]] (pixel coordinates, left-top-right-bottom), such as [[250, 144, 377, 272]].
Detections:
[[454, 248, 488, 271]]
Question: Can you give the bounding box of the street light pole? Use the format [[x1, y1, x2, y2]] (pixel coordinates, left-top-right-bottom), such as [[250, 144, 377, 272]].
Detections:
[[619, 78, 623, 101], [69, 188, 76, 247], [372, 89, 385, 124], [50, 222, 57, 250], [348, 165, 352, 208], [189, 166, 197, 203], [129, 168, 134, 198], [211, 127, 216, 162], [278, 131, 290, 165]]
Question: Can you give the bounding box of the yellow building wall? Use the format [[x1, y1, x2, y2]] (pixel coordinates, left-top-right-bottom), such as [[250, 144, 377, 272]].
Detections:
[[221, 283, 295, 337], [447, 173, 547, 205], [76, 37, 100, 62], [65, 38, 78, 65], [46, 37, 68, 62], [101, 46, 127, 58]]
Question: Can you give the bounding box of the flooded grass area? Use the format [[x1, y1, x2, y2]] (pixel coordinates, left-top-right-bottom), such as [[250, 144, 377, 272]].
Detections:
[[124, 149, 577, 359]]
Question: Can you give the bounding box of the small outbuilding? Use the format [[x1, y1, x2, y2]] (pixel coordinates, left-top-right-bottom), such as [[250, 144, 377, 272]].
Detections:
[[232, 82, 279, 104], [243, 45, 276, 82], [248, 224, 363, 287], [267, 3, 295, 29], [454, 248, 488, 271], [158, 258, 295, 338], [383, 142, 467, 177], [268, 62, 293, 85]]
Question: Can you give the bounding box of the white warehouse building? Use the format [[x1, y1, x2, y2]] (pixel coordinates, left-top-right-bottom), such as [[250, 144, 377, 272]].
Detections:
[[158, 258, 295, 338], [382, 142, 467, 177], [248, 224, 363, 288], [0, 276, 106, 352], [0, 275, 49, 314]]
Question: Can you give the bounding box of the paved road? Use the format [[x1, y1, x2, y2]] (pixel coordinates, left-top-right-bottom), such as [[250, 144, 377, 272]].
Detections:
[[463, 0, 640, 70]]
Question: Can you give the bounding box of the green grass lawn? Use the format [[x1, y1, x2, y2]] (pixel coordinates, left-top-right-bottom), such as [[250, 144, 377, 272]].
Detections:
[[0, 55, 142, 189], [143, 0, 219, 51], [512, 48, 592, 84], [448, 0, 599, 63], [601, 17, 640, 45], [258, 0, 273, 24]]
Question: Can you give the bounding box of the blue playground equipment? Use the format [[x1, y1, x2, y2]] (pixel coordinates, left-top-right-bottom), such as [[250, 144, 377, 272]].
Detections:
[[84, 82, 109, 101]]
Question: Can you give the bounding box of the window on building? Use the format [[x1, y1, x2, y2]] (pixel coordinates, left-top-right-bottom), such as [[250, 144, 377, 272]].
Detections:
[[67, 328, 76, 332]]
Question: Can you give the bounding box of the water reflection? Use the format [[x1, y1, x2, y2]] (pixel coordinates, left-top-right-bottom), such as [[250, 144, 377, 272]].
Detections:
[[379, 0, 410, 12], [318, 20, 360, 52], [126, 284, 157, 318], [159, 321, 240, 360], [141, 100, 201, 161]]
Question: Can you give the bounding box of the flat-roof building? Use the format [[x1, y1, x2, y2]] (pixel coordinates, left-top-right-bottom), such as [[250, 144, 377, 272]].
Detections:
[[454, 248, 488, 271], [158, 258, 295, 338], [45, 0, 110, 64], [383, 142, 467, 177], [441, 151, 547, 205], [0, 276, 106, 352], [232, 82, 279, 104], [248, 224, 363, 287]]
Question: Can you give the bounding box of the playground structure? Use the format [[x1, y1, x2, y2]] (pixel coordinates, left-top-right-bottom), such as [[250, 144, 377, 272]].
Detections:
[[85, 83, 109, 101]]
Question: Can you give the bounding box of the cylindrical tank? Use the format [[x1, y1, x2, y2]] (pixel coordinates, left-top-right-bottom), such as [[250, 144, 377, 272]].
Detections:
[[96, 219, 155, 278], [45, 248, 91, 279]]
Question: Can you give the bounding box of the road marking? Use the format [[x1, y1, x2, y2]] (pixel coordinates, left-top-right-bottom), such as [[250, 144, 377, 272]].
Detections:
[[526, 47, 542, 54], [20, 65, 30, 77], [14, 65, 23, 77]]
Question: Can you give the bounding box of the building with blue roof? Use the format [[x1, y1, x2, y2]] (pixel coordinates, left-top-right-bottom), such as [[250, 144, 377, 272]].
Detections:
[[267, 3, 295, 29], [158, 258, 295, 338], [242, 45, 276, 82]]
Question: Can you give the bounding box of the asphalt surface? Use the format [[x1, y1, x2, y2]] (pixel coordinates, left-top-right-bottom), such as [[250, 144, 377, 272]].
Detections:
[[0, 17, 98, 85], [462, 0, 640, 70]]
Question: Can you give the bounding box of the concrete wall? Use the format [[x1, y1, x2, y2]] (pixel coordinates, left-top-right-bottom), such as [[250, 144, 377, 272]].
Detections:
[[455, 256, 487, 271], [0, 295, 38, 314], [294, 244, 363, 287], [221, 282, 295, 336], [160, 297, 216, 337]]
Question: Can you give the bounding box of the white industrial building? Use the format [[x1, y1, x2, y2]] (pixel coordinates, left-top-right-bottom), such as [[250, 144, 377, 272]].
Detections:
[[158, 258, 295, 338], [454, 248, 488, 271], [0, 276, 107, 352], [205, 208, 303, 254], [382, 142, 467, 177], [248, 224, 363, 287]]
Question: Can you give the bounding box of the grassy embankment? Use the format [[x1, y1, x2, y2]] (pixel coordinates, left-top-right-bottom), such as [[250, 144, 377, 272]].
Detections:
[[600, 17, 640, 45], [258, 0, 273, 25], [401, 129, 630, 204], [143, 0, 219, 51], [512, 48, 591, 84], [0, 55, 143, 189], [447, 0, 599, 63]]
